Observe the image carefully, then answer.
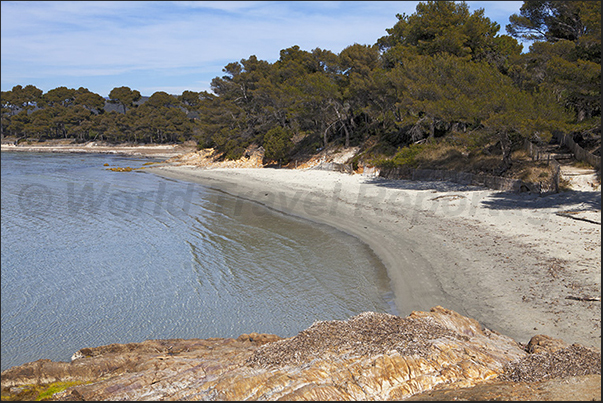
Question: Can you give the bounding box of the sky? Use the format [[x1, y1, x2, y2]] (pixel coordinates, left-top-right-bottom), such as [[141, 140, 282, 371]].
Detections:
[[1, 1, 524, 97]]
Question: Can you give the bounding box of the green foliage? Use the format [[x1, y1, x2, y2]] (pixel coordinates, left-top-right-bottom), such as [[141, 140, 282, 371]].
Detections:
[[0, 380, 88, 401], [224, 139, 247, 160], [505, 1, 600, 122], [74, 88, 106, 112], [145, 91, 179, 108], [43, 86, 76, 108], [508, 39, 601, 121], [4, 85, 43, 111], [108, 86, 141, 114], [2, 0, 598, 172], [378, 1, 508, 63], [34, 381, 82, 401], [506, 1, 600, 47], [179, 90, 205, 110], [263, 126, 294, 163], [390, 143, 425, 167]]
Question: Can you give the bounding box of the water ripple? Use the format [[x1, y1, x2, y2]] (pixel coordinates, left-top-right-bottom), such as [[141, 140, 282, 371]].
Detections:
[[1, 152, 394, 371]]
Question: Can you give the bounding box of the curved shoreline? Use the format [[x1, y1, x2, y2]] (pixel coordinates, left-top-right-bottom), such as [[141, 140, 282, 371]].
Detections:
[[0, 142, 195, 159], [147, 165, 601, 349]]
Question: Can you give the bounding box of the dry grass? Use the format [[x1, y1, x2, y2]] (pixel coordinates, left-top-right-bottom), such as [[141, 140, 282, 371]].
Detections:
[[386, 140, 560, 185], [506, 150, 557, 182]]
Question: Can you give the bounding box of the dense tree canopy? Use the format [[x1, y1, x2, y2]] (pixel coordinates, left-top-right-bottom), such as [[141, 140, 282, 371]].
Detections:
[[108, 86, 141, 114], [506, 1, 599, 43], [506, 1, 601, 121], [377, 1, 514, 63], [2, 1, 599, 169]]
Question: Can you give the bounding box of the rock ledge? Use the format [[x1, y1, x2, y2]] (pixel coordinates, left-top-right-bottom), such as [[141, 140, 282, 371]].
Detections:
[[1, 306, 600, 401]]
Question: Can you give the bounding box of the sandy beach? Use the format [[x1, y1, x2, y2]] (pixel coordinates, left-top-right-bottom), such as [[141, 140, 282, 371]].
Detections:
[[147, 164, 601, 349], [0, 142, 195, 159]]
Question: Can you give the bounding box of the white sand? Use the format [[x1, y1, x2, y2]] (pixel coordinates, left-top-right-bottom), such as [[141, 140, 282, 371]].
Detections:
[[147, 165, 601, 349]]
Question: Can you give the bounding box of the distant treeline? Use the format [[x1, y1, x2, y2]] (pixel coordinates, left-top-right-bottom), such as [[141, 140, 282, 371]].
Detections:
[[2, 1, 600, 165]]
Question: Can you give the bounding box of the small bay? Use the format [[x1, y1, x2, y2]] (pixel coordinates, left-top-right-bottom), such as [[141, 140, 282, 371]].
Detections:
[[1, 152, 395, 371]]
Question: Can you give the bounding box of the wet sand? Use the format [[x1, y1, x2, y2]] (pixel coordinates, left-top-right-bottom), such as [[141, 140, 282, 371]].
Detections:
[[147, 164, 601, 349]]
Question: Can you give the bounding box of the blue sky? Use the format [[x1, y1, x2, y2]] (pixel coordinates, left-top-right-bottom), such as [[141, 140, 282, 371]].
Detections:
[[1, 1, 524, 97]]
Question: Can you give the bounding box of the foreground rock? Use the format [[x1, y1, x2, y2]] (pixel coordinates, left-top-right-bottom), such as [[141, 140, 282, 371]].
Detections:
[[1, 307, 600, 401]]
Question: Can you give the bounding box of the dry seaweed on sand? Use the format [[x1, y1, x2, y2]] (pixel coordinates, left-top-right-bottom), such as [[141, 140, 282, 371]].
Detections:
[[246, 312, 464, 368], [500, 345, 601, 383]]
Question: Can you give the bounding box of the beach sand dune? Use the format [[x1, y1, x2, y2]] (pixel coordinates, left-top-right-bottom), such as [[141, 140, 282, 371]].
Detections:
[[147, 165, 601, 349]]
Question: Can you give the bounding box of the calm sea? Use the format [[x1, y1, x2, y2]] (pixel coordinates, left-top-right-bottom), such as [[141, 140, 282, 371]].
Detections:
[[1, 152, 395, 371]]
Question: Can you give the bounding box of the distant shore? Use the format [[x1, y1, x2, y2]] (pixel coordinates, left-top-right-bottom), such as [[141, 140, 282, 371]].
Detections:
[[0, 141, 195, 159], [147, 164, 601, 349]]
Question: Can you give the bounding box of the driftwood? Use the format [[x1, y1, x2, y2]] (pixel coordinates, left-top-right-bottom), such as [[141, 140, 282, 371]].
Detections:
[[430, 195, 465, 201], [565, 295, 601, 302], [555, 211, 601, 225]]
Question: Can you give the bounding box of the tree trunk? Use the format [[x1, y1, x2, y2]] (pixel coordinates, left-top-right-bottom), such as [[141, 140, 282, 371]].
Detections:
[[341, 121, 350, 148], [499, 131, 512, 172], [324, 121, 338, 148]]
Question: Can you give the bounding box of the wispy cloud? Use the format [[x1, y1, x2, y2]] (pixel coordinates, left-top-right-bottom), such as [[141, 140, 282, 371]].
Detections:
[[1, 1, 520, 96]]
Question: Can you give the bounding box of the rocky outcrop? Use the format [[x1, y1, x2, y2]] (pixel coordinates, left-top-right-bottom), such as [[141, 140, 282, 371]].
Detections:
[[1, 306, 600, 401]]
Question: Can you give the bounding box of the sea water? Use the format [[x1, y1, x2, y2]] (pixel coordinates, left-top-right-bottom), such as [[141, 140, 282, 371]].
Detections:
[[1, 152, 395, 371]]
